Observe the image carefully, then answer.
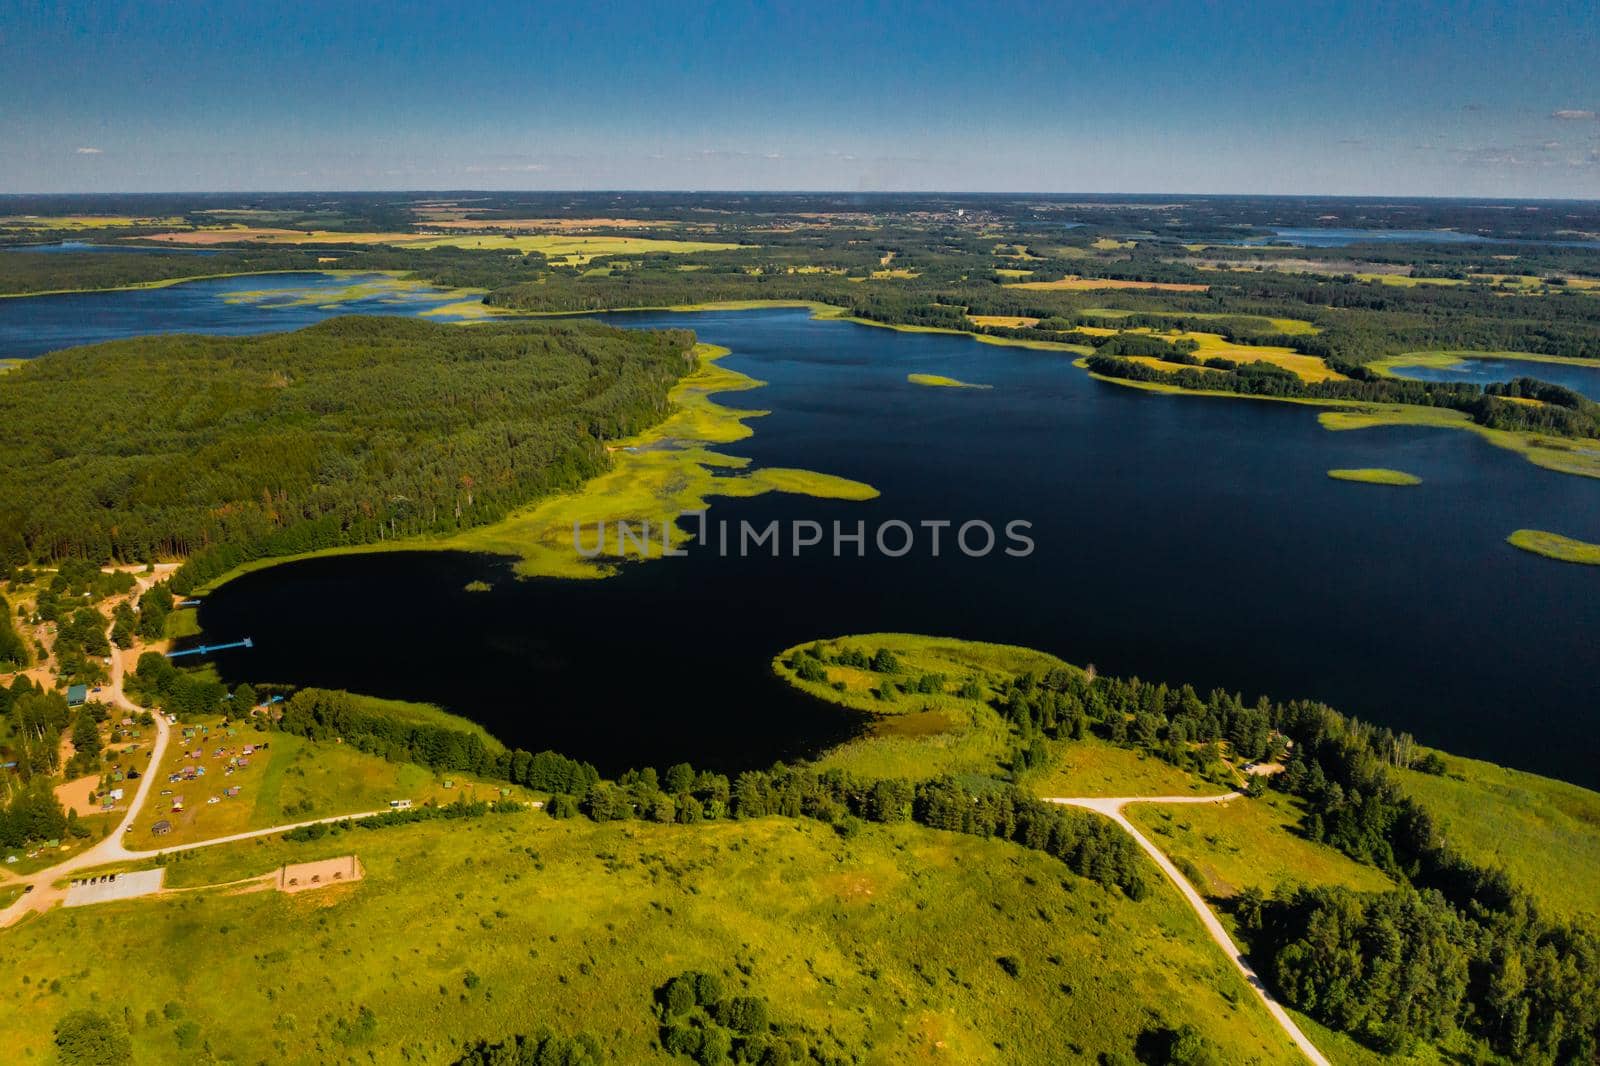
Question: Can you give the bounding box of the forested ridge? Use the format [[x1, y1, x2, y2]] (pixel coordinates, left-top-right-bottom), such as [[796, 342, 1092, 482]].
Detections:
[[0, 316, 697, 586]]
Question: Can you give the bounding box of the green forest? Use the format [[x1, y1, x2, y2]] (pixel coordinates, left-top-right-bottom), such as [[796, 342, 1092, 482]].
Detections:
[[0, 316, 697, 587]]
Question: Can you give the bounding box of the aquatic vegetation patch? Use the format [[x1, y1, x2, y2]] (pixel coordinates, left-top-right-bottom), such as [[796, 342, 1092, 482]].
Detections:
[[1326, 468, 1422, 486], [907, 372, 990, 389], [1506, 528, 1600, 566]]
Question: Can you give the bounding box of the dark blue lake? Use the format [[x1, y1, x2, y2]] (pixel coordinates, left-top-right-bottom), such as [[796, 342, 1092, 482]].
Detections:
[[1230, 227, 1600, 249], [1389, 355, 1600, 401], [6, 240, 220, 255], [175, 308, 1600, 785], [0, 271, 483, 359]]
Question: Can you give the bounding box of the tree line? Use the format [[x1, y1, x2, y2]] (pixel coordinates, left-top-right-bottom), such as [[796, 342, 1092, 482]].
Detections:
[[1084, 353, 1600, 439]]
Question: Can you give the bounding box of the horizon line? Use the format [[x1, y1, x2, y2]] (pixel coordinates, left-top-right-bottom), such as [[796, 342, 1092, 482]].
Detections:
[[3, 188, 1600, 206]]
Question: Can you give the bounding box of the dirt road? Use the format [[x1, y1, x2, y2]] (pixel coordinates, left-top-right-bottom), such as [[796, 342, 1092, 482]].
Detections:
[[1047, 792, 1330, 1066]]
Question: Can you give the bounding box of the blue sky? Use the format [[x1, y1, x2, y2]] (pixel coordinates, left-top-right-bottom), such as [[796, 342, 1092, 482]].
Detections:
[[3, 0, 1597, 196]]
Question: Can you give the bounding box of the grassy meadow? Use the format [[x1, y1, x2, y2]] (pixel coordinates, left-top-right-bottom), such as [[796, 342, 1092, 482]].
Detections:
[[1126, 791, 1394, 900], [1023, 738, 1230, 800], [128, 709, 523, 848], [1394, 752, 1600, 921], [0, 814, 1303, 1064]]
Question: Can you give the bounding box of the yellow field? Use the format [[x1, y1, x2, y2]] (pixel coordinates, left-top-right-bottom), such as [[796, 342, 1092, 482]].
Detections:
[[416, 216, 674, 230], [138, 228, 742, 264], [1070, 323, 1343, 383], [967, 314, 1039, 328], [1357, 272, 1600, 292], [1092, 237, 1135, 250], [1007, 276, 1209, 293], [1079, 308, 1321, 336], [0, 215, 188, 230], [1125, 355, 1225, 375]]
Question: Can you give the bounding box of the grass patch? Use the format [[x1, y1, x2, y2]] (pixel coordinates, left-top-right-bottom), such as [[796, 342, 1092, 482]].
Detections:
[[163, 608, 201, 640], [1395, 751, 1600, 921], [2, 815, 1303, 1063], [1326, 468, 1422, 486], [1506, 529, 1600, 566], [1024, 738, 1228, 800], [967, 314, 1039, 329]]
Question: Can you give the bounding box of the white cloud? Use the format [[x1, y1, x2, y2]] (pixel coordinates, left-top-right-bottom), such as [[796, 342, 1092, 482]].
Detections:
[[75, 146, 103, 154], [1550, 109, 1596, 121]]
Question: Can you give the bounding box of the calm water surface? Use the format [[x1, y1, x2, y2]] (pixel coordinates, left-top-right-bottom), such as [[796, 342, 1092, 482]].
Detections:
[[1231, 227, 1600, 248], [181, 309, 1600, 784], [7, 240, 220, 255], [4, 277, 1595, 781], [0, 272, 479, 360], [1390, 356, 1600, 401]]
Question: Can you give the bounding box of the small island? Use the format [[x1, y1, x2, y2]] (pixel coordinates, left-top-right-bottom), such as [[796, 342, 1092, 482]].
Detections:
[[1327, 467, 1422, 486], [1507, 528, 1600, 565], [907, 372, 990, 389]]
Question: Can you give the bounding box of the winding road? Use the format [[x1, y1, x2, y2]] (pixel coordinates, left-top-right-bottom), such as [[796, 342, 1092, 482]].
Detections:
[[1048, 793, 1331, 1066]]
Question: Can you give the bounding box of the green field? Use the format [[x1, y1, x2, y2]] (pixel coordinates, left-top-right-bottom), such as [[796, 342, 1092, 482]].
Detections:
[[1506, 528, 1600, 565], [1025, 738, 1231, 799], [1394, 751, 1600, 921], [128, 709, 521, 847], [1078, 308, 1321, 336], [1326, 468, 1422, 486], [0, 815, 1302, 1064], [1127, 791, 1394, 900]]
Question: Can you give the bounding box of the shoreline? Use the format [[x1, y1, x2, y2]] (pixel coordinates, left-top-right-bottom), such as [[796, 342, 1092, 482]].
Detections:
[[189, 340, 877, 596], [0, 267, 407, 301]]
